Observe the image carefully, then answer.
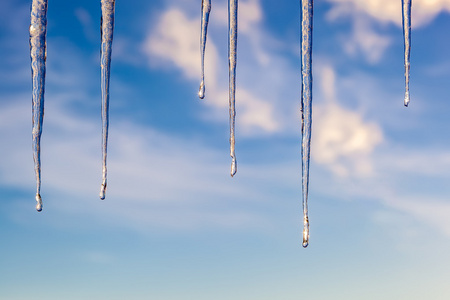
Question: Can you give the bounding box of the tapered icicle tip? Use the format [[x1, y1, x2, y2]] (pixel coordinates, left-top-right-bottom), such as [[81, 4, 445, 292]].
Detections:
[[404, 91, 410, 107], [198, 81, 205, 99], [302, 216, 309, 248], [35, 193, 42, 212], [230, 156, 237, 177], [99, 182, 107, 200]]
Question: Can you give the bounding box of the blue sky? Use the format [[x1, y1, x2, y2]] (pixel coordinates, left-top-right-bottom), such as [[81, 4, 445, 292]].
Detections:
[[2, 0, 450, 299]]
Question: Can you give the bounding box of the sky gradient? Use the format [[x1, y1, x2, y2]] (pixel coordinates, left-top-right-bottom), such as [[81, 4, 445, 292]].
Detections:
[[2, 0, 450, 299]]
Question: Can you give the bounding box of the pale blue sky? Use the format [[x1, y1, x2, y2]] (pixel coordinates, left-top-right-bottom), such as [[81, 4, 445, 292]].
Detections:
[[2, 0, 450, 299]]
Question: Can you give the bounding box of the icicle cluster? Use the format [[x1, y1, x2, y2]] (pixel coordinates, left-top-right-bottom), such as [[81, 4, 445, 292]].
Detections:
[[29, 0, 115, 210], [28, 0, 415, 249], [199, 0, 237, 176]]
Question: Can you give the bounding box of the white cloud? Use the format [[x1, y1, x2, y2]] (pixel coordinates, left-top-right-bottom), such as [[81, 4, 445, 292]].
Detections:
[[326, 0, 450, 28], [74, 8, 96, 42], [313, 103, 383, 176], [341, 16, 391, 64], [312, 66, 383, 176]]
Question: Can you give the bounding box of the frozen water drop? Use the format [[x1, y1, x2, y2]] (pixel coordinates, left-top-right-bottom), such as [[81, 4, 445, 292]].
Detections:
[[35, 194, 42, 212], [230, 156, 237, 177], [29, 24, 38, 36], [198, 80, 205, 99], [302, 215, 309, 248], [99, 181, 107, 200]]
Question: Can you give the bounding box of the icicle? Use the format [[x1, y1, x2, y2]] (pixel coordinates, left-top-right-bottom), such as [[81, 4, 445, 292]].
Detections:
[[99, 0, 115, 200], [199, 0, 211, 99], [30, 0, 48, 212], [402, 0, 411, 107], [301, 0, 313, 248], [228, 0, 238, 177]]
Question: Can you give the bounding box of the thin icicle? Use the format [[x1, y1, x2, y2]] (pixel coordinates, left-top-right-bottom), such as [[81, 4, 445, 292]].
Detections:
[[228, 0, 238, 177], [99, 0, 115, 200], [402, 0, 411, 107], [301, 0, 313, 248], [199, 0, 211, 99], [30, 0, 48, 212]]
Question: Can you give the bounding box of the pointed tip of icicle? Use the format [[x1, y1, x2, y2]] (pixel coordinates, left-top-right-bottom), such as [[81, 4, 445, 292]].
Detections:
[[99, 183, 107, 200], [35, 193, 42, 212], [230, 156, 237, 177], [404, 92, 410, 107], [302, 217, 309, 248], [198, 81, 205, 99]]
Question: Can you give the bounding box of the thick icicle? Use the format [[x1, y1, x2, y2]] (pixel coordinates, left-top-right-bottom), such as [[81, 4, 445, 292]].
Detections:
[[402, 0, 411, 107], [199, 0, 211, 99], [30, 0, 48, 212], [99, 0, 115, 200], [301, 0, 313, 248], [228, 0, 238, 177]]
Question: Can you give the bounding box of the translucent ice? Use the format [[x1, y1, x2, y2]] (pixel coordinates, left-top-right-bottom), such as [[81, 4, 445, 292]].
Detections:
[[199, 0, 211, 99], [402, 0, 411, 107], [301, 0, 313, 247], [228, 0, 238, 177], [100, 0, 115, 200], [30, 0, 48, 212]]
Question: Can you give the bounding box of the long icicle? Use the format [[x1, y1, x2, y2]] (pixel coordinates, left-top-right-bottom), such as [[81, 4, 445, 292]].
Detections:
[[99, 0, 115, 200], [30, 0, 48, 212], [228, 0, 238, 177], [402, 0, 411, 107], [301, 0, 313, 248], [199, 0, 211, 99]]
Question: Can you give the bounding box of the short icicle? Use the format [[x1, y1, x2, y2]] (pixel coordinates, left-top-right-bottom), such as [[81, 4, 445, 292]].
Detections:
[[228, 0, 238, 177], [99, 0, 115, 200], [199, 0, 211, 99], [402, 0, 412, 107], [30, 0, 48, 212], [300, 0, 313, 248]]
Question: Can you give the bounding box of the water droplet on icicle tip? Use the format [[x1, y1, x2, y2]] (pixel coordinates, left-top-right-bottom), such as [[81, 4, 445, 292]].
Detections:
[[402, 0, 411, 107], [302, 215, 309, 248], [99, 182, 107, 200], [404, 91, 410, 107], [230, 156, 237, 177], [198, 81, 205, 99], [35, 193, 43, 212]]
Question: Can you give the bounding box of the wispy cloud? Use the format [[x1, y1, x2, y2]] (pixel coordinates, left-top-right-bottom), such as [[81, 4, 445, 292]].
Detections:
[[326, 0, 450, 28]]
